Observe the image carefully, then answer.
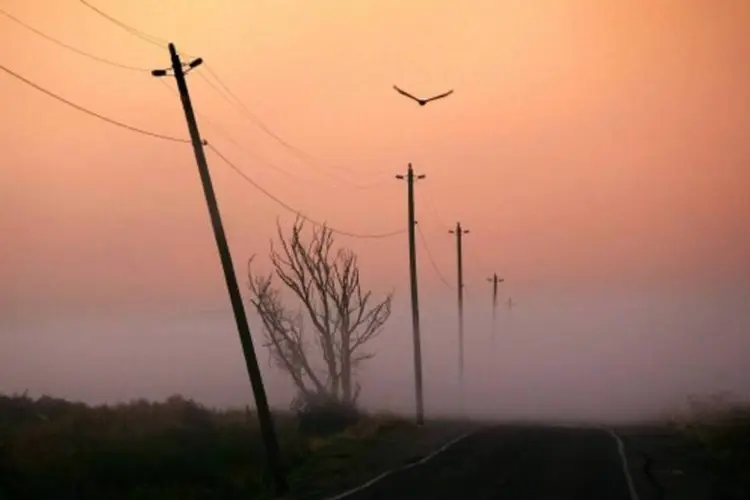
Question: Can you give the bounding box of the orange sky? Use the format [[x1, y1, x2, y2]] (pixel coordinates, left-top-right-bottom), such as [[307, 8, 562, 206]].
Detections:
[[2, 0, 750, 318]]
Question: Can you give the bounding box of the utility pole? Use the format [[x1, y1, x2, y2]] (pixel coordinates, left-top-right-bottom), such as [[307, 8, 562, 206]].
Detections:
[[152, 43, 287, 494], [449, 222, 469, 396], [396, 163, 426, 426], [486, 273, 505, 344]]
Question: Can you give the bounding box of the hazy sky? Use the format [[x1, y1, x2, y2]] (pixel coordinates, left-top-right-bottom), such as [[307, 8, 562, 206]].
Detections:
[[1, 1, 749, 418]]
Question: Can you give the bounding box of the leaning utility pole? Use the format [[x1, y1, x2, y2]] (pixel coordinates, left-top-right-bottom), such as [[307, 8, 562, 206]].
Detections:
[[449, 222, 469, 395], [152, 43, 287, 494], [396, 163, 426, 426], [486, 273, 505, 344]]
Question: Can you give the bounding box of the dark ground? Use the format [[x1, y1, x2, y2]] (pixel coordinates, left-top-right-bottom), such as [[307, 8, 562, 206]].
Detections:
[[296, 424, 747, 500], [2, 394, 745, 500]]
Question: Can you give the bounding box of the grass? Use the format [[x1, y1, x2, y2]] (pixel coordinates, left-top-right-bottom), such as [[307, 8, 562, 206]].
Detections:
[[673, 394, 750, 497], [0, 393, 305, 499], [0, 394, 465, 500]]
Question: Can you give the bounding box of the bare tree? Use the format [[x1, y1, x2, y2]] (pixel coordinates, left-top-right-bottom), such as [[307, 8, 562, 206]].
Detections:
[[247, 216, 392, 407]]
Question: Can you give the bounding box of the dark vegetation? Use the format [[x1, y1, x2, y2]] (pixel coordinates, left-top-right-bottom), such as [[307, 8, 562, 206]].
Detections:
[[0, 392, 432, 500], [0, 224, 428, 500], [676, 394, 750, 497]]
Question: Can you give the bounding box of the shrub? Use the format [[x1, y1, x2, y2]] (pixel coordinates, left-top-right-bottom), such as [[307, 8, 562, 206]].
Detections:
[[0, 393, 304, 500], [292, 393, 360, 437]]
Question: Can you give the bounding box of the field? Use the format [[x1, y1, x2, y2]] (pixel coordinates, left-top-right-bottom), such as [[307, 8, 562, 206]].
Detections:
[[677, 396, 750, 497], [618, 395, 750, 499], [3, 392, 747, 499], [0, 393, 471, 500]]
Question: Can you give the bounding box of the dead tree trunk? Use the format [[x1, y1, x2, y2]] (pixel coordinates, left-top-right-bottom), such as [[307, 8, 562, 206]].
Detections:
[[247, 216, 392, 408]]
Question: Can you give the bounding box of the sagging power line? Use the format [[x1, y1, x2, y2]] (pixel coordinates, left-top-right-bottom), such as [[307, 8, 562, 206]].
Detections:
[[155, 78, 300, 180], [0, 63, 189, 143], [194, 69, 390, 190], [2, 4, 390, 192], [422, 184, 450, 229], [416, 223, 453, 290], [0, 62, 403, 242], [77, 0, 177, 52], [207, 143, 406, 240], [197, 65, 394, 187], [76, 0, 393, 185], [0, 7, 151, 72]]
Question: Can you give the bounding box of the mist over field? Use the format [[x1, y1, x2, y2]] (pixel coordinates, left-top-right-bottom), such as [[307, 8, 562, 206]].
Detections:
[[2, 1, 750, 498], [2, 0, 749, 438], [4, 284, 748, 425]]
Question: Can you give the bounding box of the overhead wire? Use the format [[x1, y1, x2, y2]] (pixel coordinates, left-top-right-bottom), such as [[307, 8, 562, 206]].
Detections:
[[198, 66, 393, 190], [77, 0, 173, 51], [16, 3, 310, 183], [416, 223, 453, 290], [74, 0, 392, 188], [156, 78, 300, 179], [1, 62, 404, 240], [36, 2, 409, 239], [159, 64, 389, 190], [2, 6, 409, 242], [0, 7, 151, 72], [206, 142, 407, 240], [0, 63, 189, 144], [422, 184, 450, 229]]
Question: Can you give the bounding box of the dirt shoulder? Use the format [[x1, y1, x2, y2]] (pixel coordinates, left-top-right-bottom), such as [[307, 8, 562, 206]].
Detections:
[[616, 425, 748, 500], [278, 417, 479, 500]]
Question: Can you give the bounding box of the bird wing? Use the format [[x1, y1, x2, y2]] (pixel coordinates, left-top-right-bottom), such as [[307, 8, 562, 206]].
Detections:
[[393, 85, 421, 102], [425, 89, 454, 102]]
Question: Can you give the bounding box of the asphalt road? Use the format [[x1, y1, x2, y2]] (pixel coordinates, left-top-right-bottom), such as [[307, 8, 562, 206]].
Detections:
[[330, 426, 637, 500]]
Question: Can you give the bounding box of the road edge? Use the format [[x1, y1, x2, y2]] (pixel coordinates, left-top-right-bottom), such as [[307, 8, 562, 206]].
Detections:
[[607, 429, 641, 500], [322, 429, 478, 500]]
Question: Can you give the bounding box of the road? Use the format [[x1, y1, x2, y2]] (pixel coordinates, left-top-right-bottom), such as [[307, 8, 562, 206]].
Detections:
[[329, 426, 637, 500]]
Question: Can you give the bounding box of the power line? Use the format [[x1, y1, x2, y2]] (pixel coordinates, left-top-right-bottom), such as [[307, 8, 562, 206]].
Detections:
[[156, 78, 299, 179], [422, 184, 449, 229], [0, 7, 151, 72], [163, 71, 394, 195], [202, 64, 342, 169], [191, 72, 313, 180], [198, 65, 392, 190], [75, 0, 390, 187], [75, 0, 391, 187], [0, 63, 189, 143], [416, 223, 453, 289], [206, 142, 406, 240], [77, 0, 172, 50]]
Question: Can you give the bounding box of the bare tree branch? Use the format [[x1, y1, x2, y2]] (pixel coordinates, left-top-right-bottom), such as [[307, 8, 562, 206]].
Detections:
[[246, 217, 392, 406]]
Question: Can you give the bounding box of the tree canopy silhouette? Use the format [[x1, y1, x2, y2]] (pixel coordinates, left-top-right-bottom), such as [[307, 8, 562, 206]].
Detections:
[[247, 216, 392, 408]]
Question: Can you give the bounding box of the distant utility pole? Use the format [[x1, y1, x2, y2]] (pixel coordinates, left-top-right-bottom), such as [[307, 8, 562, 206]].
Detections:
[[396, 163, 426, 426], [486, 273, 505, 342], [449, 222, 469, 394], [152, 43, 287, 494]]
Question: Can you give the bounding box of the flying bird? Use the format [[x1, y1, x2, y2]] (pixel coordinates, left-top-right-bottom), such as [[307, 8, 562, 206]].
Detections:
[[393, 85, 454, 106]]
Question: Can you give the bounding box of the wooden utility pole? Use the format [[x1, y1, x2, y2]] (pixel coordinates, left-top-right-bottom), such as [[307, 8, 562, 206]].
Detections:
[[152, 43, 287, 494], [396, 163, 426, 425], [449, 222, 469, 394], [486, 273, 505, 344]]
